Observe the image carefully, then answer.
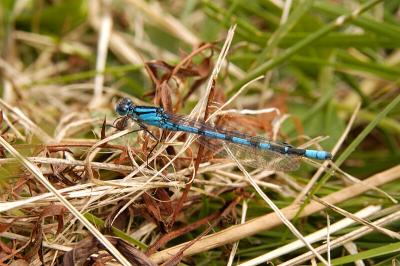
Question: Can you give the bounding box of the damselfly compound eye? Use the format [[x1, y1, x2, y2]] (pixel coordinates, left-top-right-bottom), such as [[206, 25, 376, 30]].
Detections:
[[116, 98, 132, 116]]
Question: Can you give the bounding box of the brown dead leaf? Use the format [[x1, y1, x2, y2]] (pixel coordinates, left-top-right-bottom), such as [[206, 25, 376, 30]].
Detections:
[[62, 236, 99, 266], [38, 205, 67, 235], [101, 116, 107, 140], [143, 193, 162, 225], [0, 222, 13, 233], [9, 259, 29, 266], [62, 236, 157, 266]]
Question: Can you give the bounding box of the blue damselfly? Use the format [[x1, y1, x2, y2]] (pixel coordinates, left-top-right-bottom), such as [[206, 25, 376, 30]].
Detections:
[[115, 98, 332, 171]]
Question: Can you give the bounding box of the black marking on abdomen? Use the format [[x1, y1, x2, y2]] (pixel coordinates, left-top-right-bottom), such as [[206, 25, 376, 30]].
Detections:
[[249, 140, 259, 147], [224, 134, 233, 141], [270, 144, 287, 154], [286, 148, 305, 156]]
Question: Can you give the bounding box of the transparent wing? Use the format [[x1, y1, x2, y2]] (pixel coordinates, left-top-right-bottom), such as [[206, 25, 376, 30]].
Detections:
[[164, 112, 301, 171], [164, 112, 273, 143], [196, 137, 300, 171]]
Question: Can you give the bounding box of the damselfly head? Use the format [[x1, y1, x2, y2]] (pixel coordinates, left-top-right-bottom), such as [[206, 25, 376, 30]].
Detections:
[[116, 98, 133, 116]]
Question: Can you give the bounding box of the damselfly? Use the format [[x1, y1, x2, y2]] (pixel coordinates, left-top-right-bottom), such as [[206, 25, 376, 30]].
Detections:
[[115, 98, 332, 171]]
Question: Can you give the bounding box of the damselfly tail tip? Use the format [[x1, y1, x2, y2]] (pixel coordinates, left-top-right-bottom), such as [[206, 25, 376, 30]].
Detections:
[[304, 149, 333, 160]]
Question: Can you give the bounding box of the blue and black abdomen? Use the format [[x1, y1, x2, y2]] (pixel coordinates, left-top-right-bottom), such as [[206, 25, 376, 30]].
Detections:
[[161, 112, 332, 161]]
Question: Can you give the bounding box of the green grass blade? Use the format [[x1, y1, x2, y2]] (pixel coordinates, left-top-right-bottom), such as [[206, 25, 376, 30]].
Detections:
[[84, 213, 148, 250], [229, 0, 383, 95], [317, 242, 400, 266]]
